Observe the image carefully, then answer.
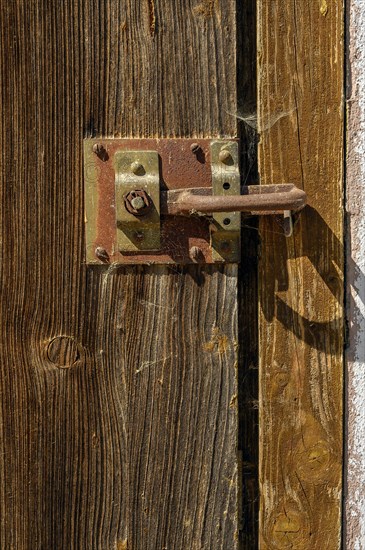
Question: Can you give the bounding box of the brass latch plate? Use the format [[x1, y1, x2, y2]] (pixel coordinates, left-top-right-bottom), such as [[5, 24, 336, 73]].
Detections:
[[210, 140, 240, 262], [114, 150, 160, 252], [84, 138, 240, 265]]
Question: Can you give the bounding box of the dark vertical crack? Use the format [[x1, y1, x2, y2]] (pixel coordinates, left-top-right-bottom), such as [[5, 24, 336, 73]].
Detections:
[[236, 0, 259, 547]]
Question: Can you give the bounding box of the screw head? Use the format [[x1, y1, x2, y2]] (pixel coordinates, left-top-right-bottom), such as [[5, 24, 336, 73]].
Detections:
[[219, 149, 233, 164], [92, 143, 109, 161], [95, 247, 110, 263], [131, 161, 145, 175], [190, 142, 201, 154]]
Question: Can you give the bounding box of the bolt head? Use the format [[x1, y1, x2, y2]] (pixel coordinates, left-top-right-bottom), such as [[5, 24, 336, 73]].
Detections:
[[124, 189, 152, 216], [131, 161, 145, 175], [92, 143, 109, 161], [130, 196, 146, 211], [190, 142, 201, 154], [219, 149, 233, 164]]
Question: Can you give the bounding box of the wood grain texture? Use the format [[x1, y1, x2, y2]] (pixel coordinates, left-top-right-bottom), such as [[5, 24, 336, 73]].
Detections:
[[125, 266, 239, 549], [257, 1, 344, 548], [0, 1, 239, 549]]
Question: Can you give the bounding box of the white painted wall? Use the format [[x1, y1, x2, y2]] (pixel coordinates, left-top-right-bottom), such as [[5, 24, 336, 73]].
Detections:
[[346, 0, 365, 547]]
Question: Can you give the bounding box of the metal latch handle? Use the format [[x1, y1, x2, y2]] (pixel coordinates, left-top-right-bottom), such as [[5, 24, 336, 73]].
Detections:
[[162, 184, 306, 216]]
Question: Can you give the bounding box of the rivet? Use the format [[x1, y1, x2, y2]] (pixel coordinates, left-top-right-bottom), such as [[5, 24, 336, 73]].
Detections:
[[219, 149, 233, 164], [131, 161, 145, 175]]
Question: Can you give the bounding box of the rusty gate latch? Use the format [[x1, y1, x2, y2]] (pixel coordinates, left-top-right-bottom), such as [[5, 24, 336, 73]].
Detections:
[[84, 139, 307, 265]]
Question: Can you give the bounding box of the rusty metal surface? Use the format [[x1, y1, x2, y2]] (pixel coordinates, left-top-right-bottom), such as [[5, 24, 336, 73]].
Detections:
[[84, 138, 224, 264]]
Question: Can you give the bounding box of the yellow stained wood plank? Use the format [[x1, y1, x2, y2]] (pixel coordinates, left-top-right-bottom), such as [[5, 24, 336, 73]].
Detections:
[[257, 1, 344, 548]]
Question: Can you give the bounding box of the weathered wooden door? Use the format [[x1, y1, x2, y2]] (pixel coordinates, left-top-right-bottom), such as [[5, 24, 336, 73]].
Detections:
[[0, 1, 343, 549]]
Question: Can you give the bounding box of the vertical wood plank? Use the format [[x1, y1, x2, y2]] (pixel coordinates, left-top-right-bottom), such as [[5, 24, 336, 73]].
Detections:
[[113, 1, 240, 546], [125, 266, 238, 549], [257, 2, 344, 548], [0, 1, 240, 548]]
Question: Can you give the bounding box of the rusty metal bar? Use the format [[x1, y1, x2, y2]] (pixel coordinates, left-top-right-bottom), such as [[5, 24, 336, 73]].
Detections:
[[162, 184, 307, 216]]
